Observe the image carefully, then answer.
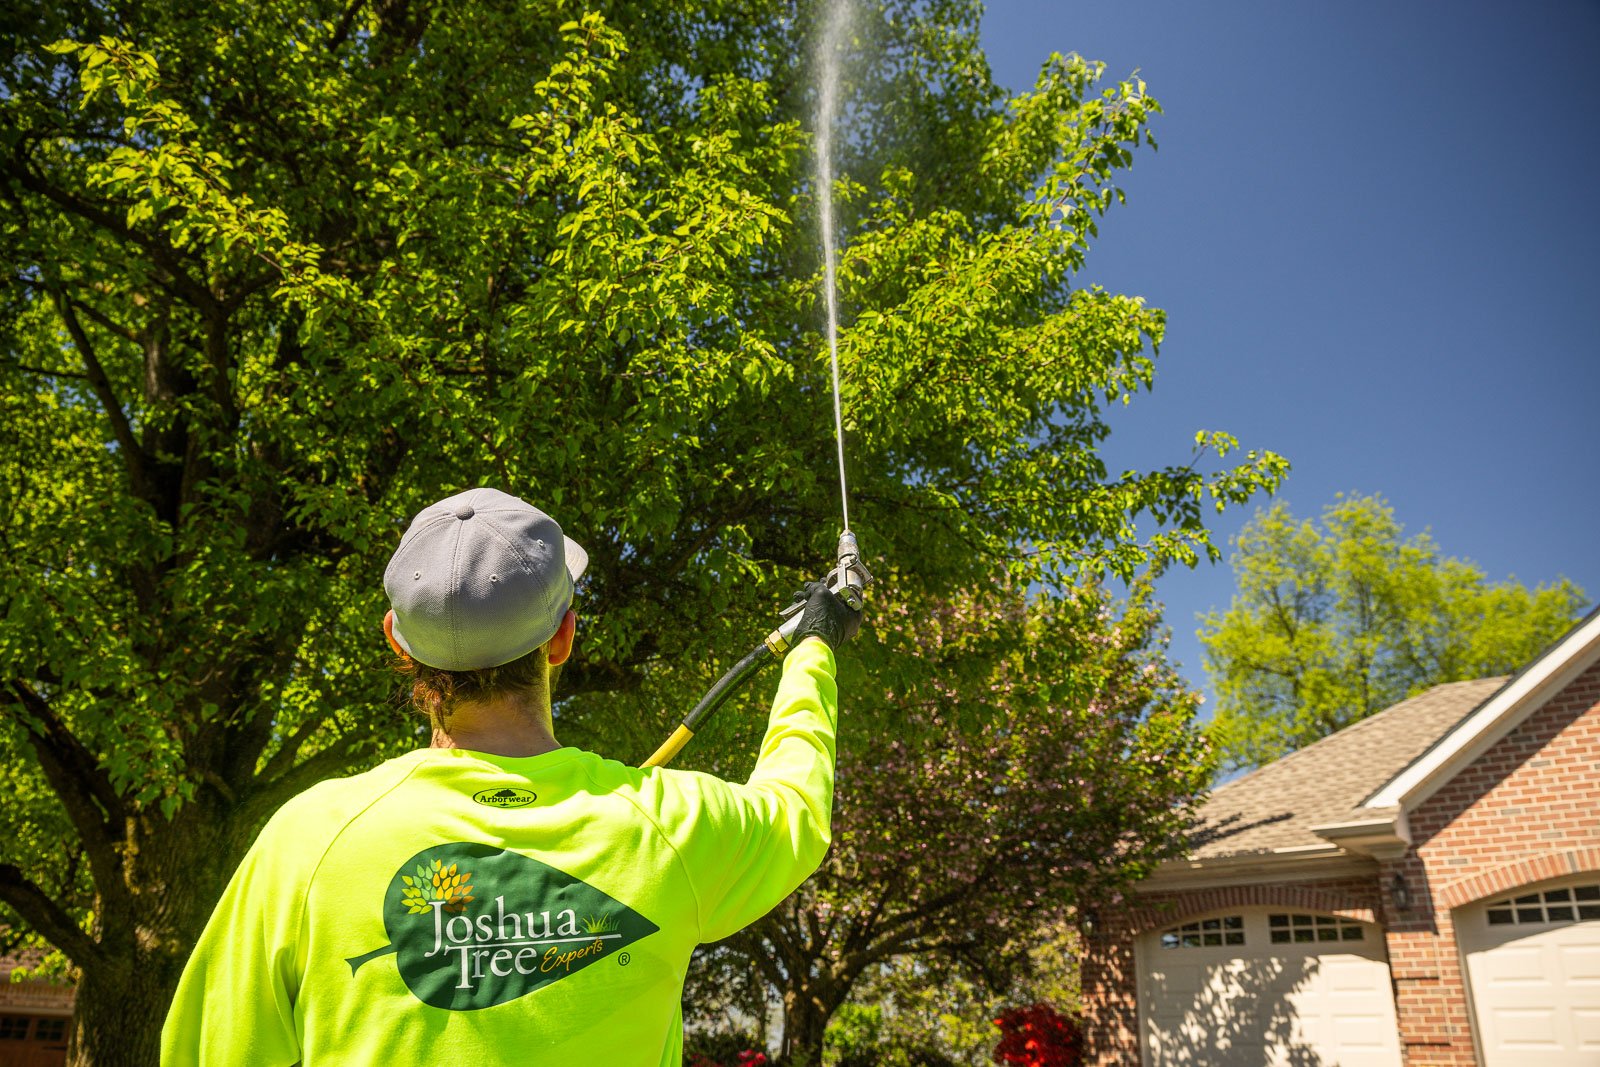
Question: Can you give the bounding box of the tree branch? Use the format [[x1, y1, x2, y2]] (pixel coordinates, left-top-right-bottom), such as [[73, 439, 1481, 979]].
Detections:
[[3, 159, 218, 315], [0, 864, 102, 970], [253, 715, 329, 786], [2, 682, 128, 901], [730, 928, 787, 992], [4, 360, 89, 380], [756, 909, 809, 987], [864, 861, 1005, 945], [327, 0, 368, 50], [842, 883, 892, 957], [67, 298, 141, 345], [44, 283, 156, 504], [239, 729, 371, 827]]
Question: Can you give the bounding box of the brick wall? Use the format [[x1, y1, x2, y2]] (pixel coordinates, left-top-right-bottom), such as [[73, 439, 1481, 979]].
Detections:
[[0, 970, 73, 1015], [1381, 657, 1600, 1065]]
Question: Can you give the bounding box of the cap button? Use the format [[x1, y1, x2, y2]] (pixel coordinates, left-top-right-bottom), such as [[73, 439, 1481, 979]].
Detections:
[[454, 503, 475, 520]]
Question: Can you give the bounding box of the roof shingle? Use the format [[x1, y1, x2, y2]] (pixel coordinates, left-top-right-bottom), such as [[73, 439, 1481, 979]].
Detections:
[[1188, 677, 1505, 860]]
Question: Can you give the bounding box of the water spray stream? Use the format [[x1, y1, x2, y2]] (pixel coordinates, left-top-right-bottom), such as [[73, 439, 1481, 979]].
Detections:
[[639, 0, 875, 770], [815, 0, 852, 535]]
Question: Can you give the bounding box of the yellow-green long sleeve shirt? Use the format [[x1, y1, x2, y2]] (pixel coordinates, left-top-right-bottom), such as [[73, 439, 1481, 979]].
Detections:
[[161, 638, 837, 1065]]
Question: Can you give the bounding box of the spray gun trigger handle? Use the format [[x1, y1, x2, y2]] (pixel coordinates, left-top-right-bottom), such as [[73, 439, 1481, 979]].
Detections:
[[777, 576, 846, 620]]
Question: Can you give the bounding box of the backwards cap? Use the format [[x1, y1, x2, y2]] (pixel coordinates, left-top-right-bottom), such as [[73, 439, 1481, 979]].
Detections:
[[384, 488, 588, 671]]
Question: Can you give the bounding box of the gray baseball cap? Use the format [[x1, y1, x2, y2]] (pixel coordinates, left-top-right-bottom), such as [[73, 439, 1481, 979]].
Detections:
[[384, 488, 589, 671]]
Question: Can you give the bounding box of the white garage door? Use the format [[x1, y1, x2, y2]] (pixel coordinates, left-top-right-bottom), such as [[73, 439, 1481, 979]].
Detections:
[[1137, 907, 1402, 1066], [1457, 875, 1600, 1066]]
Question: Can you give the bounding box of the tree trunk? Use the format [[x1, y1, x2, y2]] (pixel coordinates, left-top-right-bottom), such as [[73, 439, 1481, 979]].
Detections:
[[780, 983, 844, 1067], [69, 951, 186, 1067], [66, 801, 242, 1067]]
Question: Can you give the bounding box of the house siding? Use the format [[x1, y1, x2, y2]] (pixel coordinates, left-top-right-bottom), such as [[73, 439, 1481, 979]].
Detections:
[[0, 962, 73, 1067]]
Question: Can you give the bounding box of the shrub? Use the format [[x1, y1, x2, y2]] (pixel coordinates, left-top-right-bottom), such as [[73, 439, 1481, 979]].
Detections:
[[992, 1004, 1082, 1067], [684, 1030, 768, 1067]]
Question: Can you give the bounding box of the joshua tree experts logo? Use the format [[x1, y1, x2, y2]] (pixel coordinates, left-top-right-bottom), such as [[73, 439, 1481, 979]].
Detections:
[[346, 843, 659, 1010]]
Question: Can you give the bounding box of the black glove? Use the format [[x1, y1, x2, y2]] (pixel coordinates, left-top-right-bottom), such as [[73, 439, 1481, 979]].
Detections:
[[792, 580, 862, 650]]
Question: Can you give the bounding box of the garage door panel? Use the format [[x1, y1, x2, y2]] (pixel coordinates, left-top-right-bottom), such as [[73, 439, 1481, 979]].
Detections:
[[1563, 943, 1600, 983], [1147, 1015, 1266, 1065], [1490, 1007, 1560, 1049], [1459, 875, 1600, 1067], [1575, 1008, 1600, 1050], [1321, 956, 1379, 993], [1327, 1009, 1394, 1041], [1138, 909, 1401, 1066], [1315, 1050, 1400, 1067], [1475, 942, 1547, 986], [1144, 961, 1201, 1002]]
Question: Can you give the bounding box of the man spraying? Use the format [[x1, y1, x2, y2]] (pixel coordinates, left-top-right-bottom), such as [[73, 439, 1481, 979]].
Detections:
[[161, 487, 860, 1064]]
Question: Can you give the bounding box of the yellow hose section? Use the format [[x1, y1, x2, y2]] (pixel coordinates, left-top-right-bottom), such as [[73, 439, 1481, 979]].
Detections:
[[641, 724, 694, 769]]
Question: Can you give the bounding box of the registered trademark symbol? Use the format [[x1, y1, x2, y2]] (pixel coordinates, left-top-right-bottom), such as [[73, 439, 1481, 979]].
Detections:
[[618, 952, 631, 966]]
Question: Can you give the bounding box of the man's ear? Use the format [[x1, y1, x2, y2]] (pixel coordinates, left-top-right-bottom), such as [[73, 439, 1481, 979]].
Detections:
[[383, 610, 408, 658], [548, 609, 577, 666]]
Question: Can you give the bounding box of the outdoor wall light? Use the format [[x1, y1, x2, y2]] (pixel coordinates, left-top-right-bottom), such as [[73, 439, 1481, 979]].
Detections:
[[1080, 906, 1100, 940], [1390, 872, 1411, 913]]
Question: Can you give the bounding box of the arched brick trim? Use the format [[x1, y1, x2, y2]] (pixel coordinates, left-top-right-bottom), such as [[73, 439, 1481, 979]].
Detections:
[[1125, 883, 1378, 935], [1439, 846, 1600, 910]]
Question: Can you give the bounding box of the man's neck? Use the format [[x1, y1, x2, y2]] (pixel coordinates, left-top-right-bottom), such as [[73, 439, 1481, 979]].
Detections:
[[430, 695, 562, 758]]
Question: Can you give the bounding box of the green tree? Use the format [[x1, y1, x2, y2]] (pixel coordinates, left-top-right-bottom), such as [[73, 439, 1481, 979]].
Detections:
[[0, 1, 1282, 1062], [1201, 495, 1587, 772], [684, 585, 1211, 1066]]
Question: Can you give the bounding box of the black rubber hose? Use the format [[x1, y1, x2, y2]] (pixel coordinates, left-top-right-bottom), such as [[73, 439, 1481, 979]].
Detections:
[[641, 642, 777, 768], [683, 642, 774, 732]]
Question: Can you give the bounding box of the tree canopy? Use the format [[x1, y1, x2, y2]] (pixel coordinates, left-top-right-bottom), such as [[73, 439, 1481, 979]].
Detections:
[[1, 0, 1282, 1062], [1200, 495, 1588, 772]]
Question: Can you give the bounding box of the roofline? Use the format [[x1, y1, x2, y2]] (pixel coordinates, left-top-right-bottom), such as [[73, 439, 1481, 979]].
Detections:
[[1310, 811, 1410, 860], [1139, 843, 1373, 892], [1366, 603, 1600, 810]]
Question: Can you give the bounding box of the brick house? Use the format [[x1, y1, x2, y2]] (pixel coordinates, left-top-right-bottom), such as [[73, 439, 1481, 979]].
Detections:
[[1081, 607, 1600, 1066], [0, 952, 72, 1067]]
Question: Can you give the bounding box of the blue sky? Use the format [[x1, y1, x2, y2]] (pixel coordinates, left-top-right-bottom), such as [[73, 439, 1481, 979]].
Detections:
[[976, 0, 1600, 703]]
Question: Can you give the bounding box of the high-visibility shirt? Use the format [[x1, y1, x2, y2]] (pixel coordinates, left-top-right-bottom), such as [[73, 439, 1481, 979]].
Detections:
[[161, 638, 837, 1065]]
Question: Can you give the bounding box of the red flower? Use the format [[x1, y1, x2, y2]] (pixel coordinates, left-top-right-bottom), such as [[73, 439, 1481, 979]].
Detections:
[[991, 1004, 1083, 1067]]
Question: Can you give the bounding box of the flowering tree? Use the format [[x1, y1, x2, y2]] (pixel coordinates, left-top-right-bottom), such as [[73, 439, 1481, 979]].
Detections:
[[689, 585, 1212, 1066]]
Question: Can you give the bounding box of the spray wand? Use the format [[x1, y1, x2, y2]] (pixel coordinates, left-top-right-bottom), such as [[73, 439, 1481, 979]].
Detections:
[[642, 0, 866, 769], [641, 532, 872, 768]]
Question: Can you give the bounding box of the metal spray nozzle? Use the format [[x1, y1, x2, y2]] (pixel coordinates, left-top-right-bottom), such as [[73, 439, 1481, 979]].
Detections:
[[831, 529, 872, 611]]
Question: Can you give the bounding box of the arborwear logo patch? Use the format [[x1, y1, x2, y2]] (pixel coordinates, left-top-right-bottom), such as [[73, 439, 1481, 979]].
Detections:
[[345, 843, 659, 1010], [473, 786, 537, 808]]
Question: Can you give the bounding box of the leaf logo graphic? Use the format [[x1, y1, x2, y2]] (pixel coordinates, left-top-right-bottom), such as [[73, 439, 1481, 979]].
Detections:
[[399, 859, 474, 915], [346, 843, 660, 1010]]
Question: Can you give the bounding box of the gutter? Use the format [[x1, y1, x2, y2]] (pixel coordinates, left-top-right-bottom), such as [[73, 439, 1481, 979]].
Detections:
[[1310, 809, 1411, 860], [1138, 843, 1375, 893]]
